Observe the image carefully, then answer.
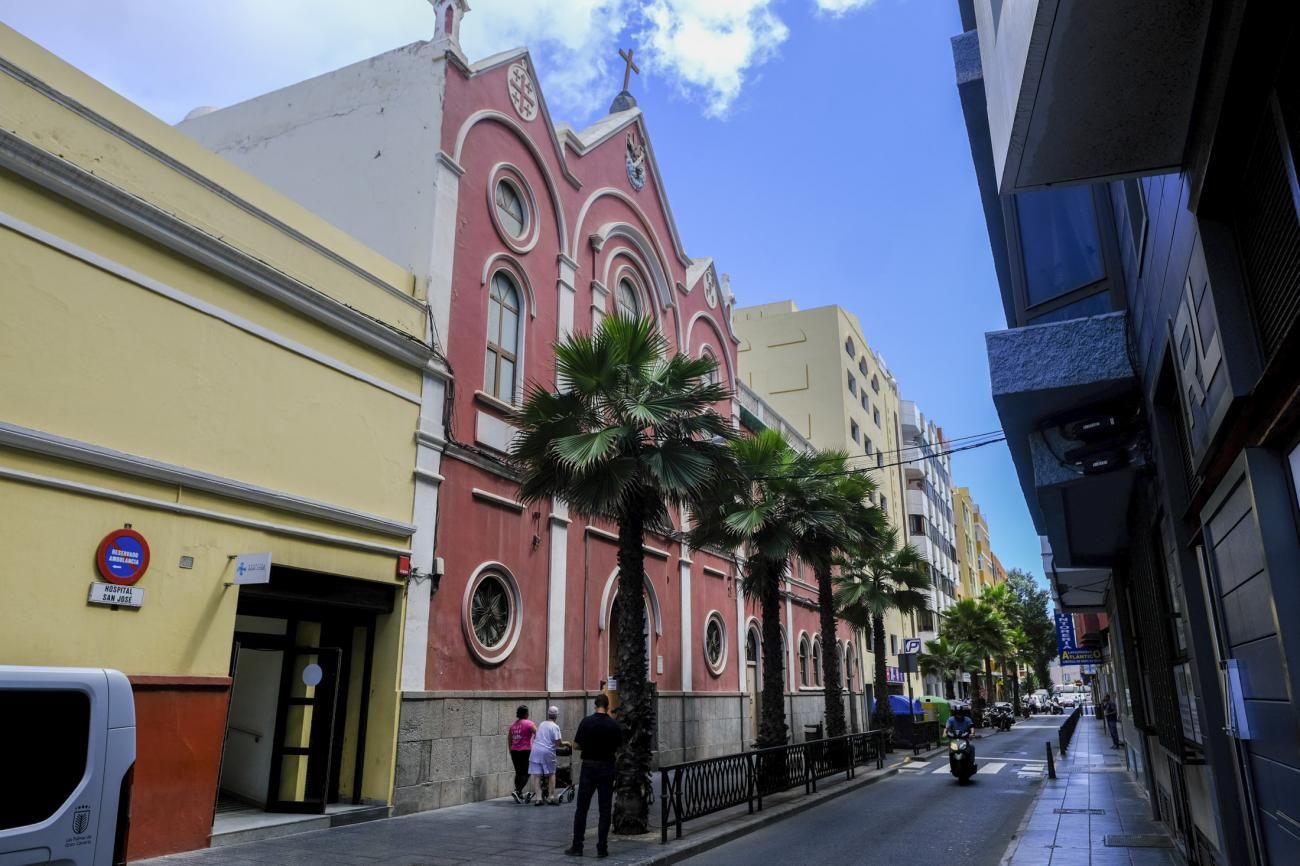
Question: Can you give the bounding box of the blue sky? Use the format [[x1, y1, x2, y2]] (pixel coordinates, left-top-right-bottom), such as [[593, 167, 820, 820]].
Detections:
[[4, 1, 1045, 583]]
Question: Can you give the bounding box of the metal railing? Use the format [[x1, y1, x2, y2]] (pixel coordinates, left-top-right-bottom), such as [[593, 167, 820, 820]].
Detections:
[[660, 730, 885, 842], [892, 717, 943, 754], [1058, 706, 1083, 753]]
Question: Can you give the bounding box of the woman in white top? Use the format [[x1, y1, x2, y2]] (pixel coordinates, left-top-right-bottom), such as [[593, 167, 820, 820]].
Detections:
[[528, 706, 567, 805]]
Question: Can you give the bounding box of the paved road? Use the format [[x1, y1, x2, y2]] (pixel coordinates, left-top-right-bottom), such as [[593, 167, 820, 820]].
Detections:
[[680, 715, 1067, 866]]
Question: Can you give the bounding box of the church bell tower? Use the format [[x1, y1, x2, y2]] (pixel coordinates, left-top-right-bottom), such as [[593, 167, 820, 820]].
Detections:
[[429, 0, 469, 57]]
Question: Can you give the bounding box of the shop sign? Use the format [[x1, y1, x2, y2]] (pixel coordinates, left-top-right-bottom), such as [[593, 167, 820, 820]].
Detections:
[[886, 666, 904, 683], [1055, 612, 1076, 654], [88, 582, 144, 608], [1061, 647, 1103, 665], [232, 552, 272, 585], [96, 528, 150, 585]]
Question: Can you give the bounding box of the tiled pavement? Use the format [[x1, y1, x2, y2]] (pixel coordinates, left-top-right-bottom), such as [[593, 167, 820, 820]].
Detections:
[[1001, 719, 1184, 866], [138, 750, 917, 866]]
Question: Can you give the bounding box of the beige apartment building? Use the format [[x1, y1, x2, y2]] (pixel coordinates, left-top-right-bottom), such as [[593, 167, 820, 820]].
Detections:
[[954, 486, 1000, 599], [734, 301, 923, 701]]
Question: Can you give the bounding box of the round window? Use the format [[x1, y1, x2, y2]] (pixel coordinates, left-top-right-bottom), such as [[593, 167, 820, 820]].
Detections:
[[703, 612, 727, 676], [462, 564, 523, 666], [494, 179, 527, 238], [471, 575, 511, 649]]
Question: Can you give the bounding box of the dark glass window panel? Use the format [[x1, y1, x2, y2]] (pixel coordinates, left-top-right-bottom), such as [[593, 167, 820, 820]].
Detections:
[[0, 690, 90, 830], [1017, 186, 1106, 305]]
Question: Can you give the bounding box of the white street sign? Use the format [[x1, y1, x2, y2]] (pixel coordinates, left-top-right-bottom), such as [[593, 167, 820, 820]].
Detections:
[[88, 582, 144, 608], [233, 552, 272, 585]]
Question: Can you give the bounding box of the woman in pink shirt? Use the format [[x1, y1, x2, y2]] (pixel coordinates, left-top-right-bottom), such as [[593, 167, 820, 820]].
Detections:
[[507, 705, 537, 803]]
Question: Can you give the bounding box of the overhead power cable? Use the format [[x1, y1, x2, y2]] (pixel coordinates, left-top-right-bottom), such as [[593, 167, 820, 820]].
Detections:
[[756, 435, 1007, 481]]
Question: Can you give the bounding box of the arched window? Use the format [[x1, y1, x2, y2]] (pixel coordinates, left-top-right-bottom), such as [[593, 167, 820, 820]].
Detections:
[[608, 589, 652, 682], [615, 278, 641, 319], [798, 635, 810, 687], [485, 272, 521, 402], [494, 179, 527, 239], [811, 637, 822, 686], [746, 627, 760, 668], [700, 346, 721, 386]]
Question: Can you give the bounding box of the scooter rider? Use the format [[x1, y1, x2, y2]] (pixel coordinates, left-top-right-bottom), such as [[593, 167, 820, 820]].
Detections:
[[946, 705, 974, 739]]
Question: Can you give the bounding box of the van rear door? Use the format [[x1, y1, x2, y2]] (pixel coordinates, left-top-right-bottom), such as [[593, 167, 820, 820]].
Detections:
[[0, 667, 136, 866]]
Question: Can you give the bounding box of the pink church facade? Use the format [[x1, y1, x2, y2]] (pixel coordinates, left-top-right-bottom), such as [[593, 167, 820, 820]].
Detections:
[[180, 1, 868, 816]]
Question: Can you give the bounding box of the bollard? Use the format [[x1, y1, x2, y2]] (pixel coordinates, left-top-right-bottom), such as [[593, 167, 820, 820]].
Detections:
[[1046, 741, 1056, 779]]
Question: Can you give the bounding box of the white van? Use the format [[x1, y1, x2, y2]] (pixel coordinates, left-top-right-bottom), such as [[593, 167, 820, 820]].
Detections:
[[0, 667, 136, 866]]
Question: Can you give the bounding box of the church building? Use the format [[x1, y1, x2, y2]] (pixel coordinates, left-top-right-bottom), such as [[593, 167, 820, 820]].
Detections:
[[179, 0, 869, 818]]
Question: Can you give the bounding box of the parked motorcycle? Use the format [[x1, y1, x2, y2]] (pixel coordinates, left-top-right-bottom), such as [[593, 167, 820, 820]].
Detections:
[[989, 702, 1015, 732], [1050, 699, 1064, 715], [948, 732, 977, 784]]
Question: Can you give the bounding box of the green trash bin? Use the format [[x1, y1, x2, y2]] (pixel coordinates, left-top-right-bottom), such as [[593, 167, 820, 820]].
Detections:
[[921, 696, 952, 729]]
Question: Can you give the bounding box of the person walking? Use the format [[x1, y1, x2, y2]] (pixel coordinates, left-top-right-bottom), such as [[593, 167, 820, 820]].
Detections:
[[1102, 693, 1122, 747], [529, 706, 566, 805], [507, 705, 537, 803], [565, 694, 623, 859]]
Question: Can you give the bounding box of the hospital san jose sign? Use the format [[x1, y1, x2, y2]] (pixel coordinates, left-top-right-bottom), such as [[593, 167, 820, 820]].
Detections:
[[88, 526, 150, 609]]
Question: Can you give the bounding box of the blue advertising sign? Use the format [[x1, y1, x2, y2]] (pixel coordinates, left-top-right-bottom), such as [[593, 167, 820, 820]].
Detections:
[[1055, 612, 1077, 654]]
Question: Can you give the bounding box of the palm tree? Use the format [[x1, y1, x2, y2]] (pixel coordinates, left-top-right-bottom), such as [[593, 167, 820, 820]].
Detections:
[[834, 529, 931, 737], [942, 598, 1008, 720], [800, 466, 885, 739], [980, 583, 1027, 711], [511, 315, 734, 834], [690, 430, 836, 749], [919, 636, 981, 699]]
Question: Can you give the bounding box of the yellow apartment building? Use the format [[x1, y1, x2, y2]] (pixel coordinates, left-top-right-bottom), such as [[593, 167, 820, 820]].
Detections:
[[734, 301, 923, 702], [0, 24, 441, 859]]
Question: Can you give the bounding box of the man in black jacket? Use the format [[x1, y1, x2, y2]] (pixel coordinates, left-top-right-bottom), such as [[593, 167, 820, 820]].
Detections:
[[565, 694, 623, 858]]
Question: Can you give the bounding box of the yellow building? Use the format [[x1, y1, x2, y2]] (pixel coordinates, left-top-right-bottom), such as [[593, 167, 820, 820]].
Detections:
[[954, 486, 999, 599], [734, 301, 923, 702], [0, 24, 439, 859]]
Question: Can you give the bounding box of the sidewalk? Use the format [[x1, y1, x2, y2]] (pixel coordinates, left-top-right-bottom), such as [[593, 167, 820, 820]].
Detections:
[[138, 747, 932, 866], [1001, 717, 1184, 866]]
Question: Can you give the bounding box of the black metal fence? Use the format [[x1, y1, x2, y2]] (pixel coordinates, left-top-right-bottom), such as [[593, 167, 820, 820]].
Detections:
[[1058, 706, 1083, 753], [660, 730, 885, 842]]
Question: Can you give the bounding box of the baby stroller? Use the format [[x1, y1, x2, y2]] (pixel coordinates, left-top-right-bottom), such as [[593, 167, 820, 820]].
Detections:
[[553, 745, 577, 803]]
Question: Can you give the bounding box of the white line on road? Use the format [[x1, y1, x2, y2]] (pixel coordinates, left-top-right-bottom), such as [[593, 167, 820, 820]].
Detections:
[[980, 762, 1008, 775]]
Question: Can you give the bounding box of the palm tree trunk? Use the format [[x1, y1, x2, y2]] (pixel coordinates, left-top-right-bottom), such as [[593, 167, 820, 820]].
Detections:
[[612, 504, 652, 835], [756, 559, 788, 749], [870, 613, 893, 737], [1010, 659, 1021, 712], [814, 558, 846, 738], [982, 655, 995, 718]]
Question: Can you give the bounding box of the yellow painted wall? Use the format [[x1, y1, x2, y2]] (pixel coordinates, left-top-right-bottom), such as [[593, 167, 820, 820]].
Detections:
[[735, 301, 922, 698], [0, 28, 422, 807], [0, 24, 420, 332]]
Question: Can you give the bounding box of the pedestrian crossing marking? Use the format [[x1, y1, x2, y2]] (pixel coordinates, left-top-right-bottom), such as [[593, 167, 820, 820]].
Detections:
[[981, 762, 1008, 775], [932, 764, 952, 774], [901, 761, 929, 771]]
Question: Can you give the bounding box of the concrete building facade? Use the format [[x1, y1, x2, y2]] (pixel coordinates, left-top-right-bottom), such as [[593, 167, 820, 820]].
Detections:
[[900, 400, 960, 693], [955, 1, 1300, 862], [733, 301, 922, 700]]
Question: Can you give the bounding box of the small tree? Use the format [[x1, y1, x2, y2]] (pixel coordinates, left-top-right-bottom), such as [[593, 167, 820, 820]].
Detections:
[[511, 316, 734, 834], [835, 529, 931, 738], [942, 598, 1008, 721]]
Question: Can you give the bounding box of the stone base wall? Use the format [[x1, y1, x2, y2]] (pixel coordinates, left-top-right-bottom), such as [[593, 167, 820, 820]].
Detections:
[[394, 689, 871, 815]]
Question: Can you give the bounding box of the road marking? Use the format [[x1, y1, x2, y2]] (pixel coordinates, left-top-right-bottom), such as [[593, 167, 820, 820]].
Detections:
[[932, 764, 953, 774], [901, 761, 929, 770], [980, 762, 1008, 775]]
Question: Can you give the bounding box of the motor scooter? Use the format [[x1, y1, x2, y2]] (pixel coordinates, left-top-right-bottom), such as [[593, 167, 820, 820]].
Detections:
[[948, 732, 976, 784], [989, 702, 1015, 731]]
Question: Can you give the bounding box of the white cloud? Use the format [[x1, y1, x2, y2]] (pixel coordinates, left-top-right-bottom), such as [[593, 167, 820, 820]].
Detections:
[[460, 0, 633, 119], [637, 0, 789, 118], [2, 0, 793, 123], [813, 0, 880, 15]]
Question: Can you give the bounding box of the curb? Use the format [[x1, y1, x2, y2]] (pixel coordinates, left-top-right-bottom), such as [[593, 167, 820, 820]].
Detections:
[[628, 747, 946, 865]]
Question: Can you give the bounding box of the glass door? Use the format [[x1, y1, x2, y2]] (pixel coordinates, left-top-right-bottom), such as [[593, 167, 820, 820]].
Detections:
[[266, 645, 343, 813]]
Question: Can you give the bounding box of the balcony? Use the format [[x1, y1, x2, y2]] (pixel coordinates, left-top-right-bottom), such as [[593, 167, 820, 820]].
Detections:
[[971, 0, 1213, 193], [988, 311, 1139, 611]]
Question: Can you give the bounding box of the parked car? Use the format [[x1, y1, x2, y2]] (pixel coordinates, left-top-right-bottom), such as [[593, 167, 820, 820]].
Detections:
[[0, 666, 135, 866]]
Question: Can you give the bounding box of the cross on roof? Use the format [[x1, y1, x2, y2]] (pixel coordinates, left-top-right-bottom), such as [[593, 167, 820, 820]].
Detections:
[[619, 48, 640, 92]]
